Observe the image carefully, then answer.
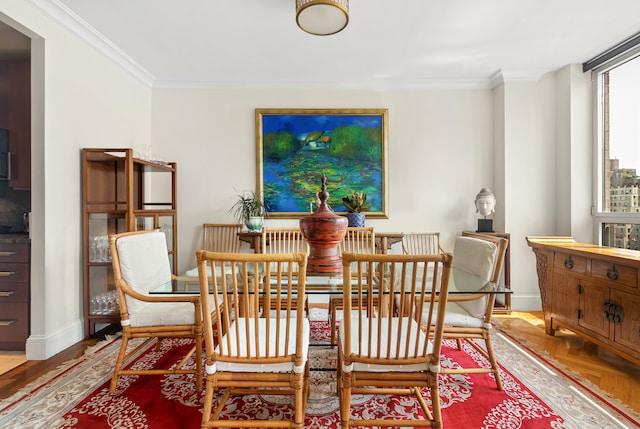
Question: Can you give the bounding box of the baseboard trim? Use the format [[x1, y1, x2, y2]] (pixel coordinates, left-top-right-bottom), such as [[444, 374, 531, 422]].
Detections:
[[510, 294, 542, 312], [25, 319, 84, 360]]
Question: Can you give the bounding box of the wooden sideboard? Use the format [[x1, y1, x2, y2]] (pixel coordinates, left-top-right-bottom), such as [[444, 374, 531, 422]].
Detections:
[[238, 231, 404, 254], [527, 236, 640, 365]]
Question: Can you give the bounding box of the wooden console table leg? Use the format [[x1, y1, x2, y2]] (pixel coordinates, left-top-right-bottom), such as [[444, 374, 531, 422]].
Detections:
[[531, 248, 554, 335]]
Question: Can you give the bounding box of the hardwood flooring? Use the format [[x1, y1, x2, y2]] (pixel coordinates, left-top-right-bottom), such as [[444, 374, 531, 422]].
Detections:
[[0, 337, 99, 400], [1, 311, 639, 416]]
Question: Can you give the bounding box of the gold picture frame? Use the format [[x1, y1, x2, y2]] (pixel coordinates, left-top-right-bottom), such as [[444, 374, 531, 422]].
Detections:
[[256, 108, 389, 219]]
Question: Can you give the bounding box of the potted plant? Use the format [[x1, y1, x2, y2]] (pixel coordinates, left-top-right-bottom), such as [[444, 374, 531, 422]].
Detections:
[[342, 191, 370, 227], [230, 190, 268, 232]]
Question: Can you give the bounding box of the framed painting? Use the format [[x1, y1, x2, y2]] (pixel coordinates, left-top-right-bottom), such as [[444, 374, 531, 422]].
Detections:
[[256, 108, 389, 219]]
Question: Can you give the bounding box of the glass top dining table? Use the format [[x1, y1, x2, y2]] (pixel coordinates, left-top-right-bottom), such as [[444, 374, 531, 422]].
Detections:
[[149, 267, 512, 297]]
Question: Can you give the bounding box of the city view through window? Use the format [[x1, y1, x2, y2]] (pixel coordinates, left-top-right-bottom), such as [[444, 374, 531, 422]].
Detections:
[[602, 55, 640, 249]]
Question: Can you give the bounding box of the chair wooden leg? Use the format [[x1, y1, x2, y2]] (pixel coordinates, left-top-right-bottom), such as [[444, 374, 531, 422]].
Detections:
[[294, 370, 306, 429], [336, 345, 351, 429], [329, 297, 340, 345], [110, 335, 129, 393], [429, 375, 443, 428], [195, 334, 203, 391], [484, 331, 503, 390], [201, 376, 215, 428]]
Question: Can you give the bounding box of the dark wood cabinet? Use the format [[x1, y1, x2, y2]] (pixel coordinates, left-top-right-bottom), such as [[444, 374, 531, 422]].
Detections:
[[528, 236, 640, 366], [0, 242, 30, 350], [82, 148, 177, 337], [0, 59, 31, 190]]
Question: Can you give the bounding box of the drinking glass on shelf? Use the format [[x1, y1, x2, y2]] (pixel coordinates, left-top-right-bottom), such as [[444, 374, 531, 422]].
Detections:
[[104, 235, 112, 261], [90, 236, 99, 262], [90, 296, 99, 314], [94, 235, 110, 262], [107, 290, 119, 314]]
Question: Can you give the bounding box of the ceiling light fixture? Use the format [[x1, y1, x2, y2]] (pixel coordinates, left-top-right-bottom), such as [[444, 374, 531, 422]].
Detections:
[[296, 0, 349, 36]]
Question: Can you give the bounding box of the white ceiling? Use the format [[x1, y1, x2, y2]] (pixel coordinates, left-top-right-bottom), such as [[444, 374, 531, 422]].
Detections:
[[7, 0, 640, 88]]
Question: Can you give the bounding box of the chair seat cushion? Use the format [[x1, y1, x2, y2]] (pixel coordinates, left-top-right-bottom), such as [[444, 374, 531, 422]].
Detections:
[[421, 302, 485, 329], [129, 301, 197, 327], [214, 318, 310, 373], [338, 317, 432, 372]]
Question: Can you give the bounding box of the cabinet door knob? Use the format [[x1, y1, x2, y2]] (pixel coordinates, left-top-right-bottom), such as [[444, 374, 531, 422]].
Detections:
[[0, 320, 16, 326], [601, 301, 612, 320], [0, 271, 16, 277], [606, 266, 619, 281], [564, 256, 574, 269], [0, 291, 15, 297], [613, 305, 625, 324], [0, 251, 16, 257]]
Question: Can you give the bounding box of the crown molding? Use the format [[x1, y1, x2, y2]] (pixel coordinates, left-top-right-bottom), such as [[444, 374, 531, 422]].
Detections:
[[27, 0, 155, 86], [152, 77, 494, 91], [490, 69, 549, 88]]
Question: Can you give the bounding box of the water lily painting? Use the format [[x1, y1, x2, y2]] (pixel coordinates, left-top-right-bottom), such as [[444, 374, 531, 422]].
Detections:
[[256, 108, 388, 219]]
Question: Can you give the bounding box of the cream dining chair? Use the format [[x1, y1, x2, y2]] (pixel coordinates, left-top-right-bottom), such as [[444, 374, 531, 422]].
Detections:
[[197, 250, 310, 429], [337, 251, 453, 428], [108, 230, 203, 392], [421, 232, 508, 390]]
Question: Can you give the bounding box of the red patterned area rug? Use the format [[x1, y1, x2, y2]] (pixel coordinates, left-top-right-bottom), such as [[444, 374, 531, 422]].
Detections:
[[1, 316, 639, 429]]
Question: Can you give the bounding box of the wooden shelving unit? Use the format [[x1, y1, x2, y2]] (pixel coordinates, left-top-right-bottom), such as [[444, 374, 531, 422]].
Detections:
[[81, 148, 177, 338]]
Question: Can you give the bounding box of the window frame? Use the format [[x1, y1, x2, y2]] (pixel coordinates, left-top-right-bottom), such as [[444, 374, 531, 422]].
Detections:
[[590, 43, 640, 246]]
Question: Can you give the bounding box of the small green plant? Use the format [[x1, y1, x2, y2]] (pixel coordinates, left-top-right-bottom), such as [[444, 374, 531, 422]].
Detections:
[[342, 191, 370, 213], [230, 190, 268, 223]]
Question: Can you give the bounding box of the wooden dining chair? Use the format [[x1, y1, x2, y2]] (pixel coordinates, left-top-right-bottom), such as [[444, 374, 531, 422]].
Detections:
[[203, 223, 243, 253], [421, 232, 508, 390], [337, 251, 453, 428], [261, 227, 309, 254], [183, 223, 244, 279], [261, 227, 309, 316], [108, 230, 203, 392], [328, 227, 376, 344], [401, 232, 442, 255], [397, 232, 443, 314], [197, 250, 310, 429]]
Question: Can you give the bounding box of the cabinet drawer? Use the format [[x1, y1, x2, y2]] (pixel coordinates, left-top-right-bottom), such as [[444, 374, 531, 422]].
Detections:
[[0, 244, 29, 263], [0, 263, 28, 283], [554, 252, 587, 275], [0, 302, 28, 342], [0, 283, 28, 302], [591, 260, 637, 289]]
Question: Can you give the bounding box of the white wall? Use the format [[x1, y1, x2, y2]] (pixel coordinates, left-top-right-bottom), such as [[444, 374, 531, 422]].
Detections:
[[150, 89, 495, 272], [1, 3, 152, 359], [500, 75, 558, 310], [495, 68, 593, 310]]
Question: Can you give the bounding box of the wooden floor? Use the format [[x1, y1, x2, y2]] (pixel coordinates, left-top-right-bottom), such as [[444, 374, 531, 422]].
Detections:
[[1, 311, 639, 416]]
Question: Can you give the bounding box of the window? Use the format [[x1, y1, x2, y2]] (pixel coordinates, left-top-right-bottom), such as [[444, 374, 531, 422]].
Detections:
[[593, 46, 640, 249]]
